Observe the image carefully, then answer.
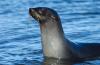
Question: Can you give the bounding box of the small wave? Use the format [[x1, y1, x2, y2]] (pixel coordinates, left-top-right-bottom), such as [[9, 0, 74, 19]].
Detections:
[[0, 34, 35, 44]]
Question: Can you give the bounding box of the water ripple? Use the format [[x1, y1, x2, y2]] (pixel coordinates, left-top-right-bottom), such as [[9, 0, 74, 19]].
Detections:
[[0, 34, 35, 44]]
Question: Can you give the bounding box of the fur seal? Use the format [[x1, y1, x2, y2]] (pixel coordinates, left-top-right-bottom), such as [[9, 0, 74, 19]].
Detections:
[[29, 7, 100, 60]]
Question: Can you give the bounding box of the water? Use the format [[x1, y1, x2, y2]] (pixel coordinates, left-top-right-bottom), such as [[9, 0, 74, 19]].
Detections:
[[0, 0, 100, 65]]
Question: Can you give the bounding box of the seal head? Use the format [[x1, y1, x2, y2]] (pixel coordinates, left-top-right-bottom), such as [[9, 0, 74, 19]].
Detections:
[[29, 7, 59, 24]]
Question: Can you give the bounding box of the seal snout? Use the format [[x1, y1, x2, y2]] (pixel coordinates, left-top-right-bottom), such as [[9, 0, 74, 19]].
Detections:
[[29, 8, 40, 21], [29, 8, 35, 16], [29, 7, 46, 23]]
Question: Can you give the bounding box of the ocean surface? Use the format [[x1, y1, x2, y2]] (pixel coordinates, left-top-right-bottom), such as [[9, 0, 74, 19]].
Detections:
[[0, 0, 100, 65]]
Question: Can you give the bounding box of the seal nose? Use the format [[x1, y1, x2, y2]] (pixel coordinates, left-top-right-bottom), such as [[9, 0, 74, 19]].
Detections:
[[29, 8, 32, 11], [29, 8, 32, 16], [29, 8, 33, 14]]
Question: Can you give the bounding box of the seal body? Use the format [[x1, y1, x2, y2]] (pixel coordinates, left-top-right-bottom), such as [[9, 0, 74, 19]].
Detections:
[[29, 7, 100, 60], [40, 16, 74, 59]]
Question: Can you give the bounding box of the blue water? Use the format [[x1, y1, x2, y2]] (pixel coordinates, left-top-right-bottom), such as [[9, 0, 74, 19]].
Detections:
[[0, 0, 100, 65]]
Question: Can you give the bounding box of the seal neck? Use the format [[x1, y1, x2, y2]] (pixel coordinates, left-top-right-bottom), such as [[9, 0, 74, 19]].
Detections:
[[39, 18, 73, 59]]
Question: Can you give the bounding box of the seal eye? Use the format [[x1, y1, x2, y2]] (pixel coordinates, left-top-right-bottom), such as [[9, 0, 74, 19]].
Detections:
[[38, 10, 42, 14]]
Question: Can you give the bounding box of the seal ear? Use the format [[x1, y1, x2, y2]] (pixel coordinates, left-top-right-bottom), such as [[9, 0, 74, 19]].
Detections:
[[48, 12, 60, 22], [43, 8, 60, 21]]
